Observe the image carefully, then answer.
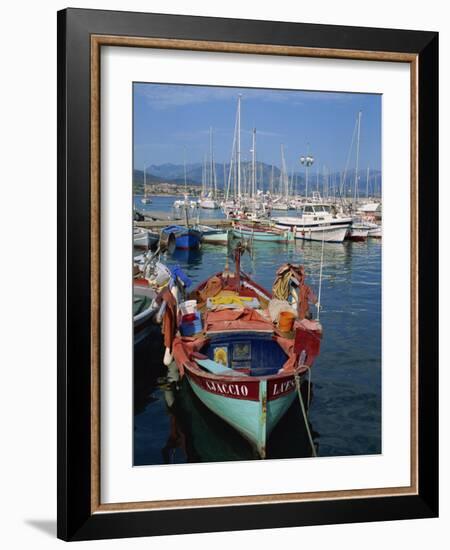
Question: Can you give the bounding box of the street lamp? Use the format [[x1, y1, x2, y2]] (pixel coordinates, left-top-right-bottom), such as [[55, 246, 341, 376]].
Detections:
[[300, 149, 314, 198]]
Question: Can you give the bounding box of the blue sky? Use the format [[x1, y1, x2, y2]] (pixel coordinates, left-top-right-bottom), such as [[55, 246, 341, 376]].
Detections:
[[133, 83, 381, 173]]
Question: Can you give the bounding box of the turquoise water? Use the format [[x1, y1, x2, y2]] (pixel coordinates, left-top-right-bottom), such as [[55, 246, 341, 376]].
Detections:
[[133, 196, 381, 464]]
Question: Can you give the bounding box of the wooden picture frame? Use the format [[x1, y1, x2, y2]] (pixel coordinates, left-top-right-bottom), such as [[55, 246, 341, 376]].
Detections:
[[57, 8, 438, 541]]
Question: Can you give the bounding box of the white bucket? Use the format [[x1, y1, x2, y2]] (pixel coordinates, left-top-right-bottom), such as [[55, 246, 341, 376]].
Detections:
[[179, 300, 197, 315]]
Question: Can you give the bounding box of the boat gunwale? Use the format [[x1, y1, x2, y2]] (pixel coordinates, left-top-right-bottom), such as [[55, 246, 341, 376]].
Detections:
[[181, 350, 310, 384]]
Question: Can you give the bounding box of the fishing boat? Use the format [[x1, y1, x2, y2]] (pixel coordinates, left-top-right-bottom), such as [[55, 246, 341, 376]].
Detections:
[[133, 227, 160, 249], [134, 253, 175, 346], [273, 202, 351, 243], [232, 222, 293, 243], [162, 245, 322, 457], [134, 283, 157, 346], [134, 227, 150, 248], [160, 225, 202, 250], [162, 194, 203, 250], [197, 224, 230, 245]]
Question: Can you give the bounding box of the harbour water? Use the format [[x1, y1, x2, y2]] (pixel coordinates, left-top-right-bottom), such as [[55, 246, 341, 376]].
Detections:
[[133, 196, 382, 465]]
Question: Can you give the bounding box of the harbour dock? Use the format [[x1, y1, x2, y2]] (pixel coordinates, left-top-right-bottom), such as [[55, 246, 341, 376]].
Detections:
[[135, 210, 232, 230]]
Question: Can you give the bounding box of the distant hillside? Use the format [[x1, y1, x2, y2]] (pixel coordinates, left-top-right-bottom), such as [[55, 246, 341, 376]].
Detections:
[[133, 163, 382, 197]]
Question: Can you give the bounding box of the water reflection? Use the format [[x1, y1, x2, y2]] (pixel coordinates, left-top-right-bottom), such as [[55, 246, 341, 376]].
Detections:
[[134, 343, 316, 465], [167, 245, 204, 266]]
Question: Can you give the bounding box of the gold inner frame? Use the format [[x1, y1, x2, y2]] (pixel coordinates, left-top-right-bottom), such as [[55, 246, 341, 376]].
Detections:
[[90, 35, 419, 514]]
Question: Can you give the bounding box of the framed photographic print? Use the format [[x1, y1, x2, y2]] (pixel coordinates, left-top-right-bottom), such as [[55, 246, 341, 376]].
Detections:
[[57, 8, 438, 541]]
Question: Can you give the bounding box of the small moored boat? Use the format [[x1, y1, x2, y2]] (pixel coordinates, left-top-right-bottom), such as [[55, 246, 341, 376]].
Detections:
[[347, 221, 370, 241], [232, 222, 293, 243], [133, 227, 160, 249], [160, 225, 202, 250], [197, 224, 230, 245], [163, 194, 203, 250], [133, 283, 157, 346]]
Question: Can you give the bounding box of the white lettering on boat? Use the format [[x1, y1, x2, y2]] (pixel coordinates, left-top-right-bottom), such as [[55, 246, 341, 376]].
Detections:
[[272, 379, 296, 396], [205, 380, 249, 397]]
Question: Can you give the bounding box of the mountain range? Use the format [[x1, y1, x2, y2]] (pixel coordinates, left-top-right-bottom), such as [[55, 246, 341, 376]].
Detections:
[[134, 162, 382, 196]]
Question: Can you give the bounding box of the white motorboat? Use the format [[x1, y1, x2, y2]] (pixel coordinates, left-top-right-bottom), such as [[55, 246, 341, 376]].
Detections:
[[271, 201, 291, 211], [199, 196, 219, 209], [367, 222, 382, 238], [347, 223, 369, 241], [358, 201, 381, 215], [273, 202, 351, 243]]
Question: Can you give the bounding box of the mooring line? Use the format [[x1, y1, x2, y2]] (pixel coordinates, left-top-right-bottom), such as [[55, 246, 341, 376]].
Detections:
[[295, 373, 317, 458]]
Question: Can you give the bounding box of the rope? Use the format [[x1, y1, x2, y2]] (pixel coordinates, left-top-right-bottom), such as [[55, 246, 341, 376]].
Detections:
[[272, 270, 291, 301], [294, 373, 317, 457], [307, 368, 312, 410]]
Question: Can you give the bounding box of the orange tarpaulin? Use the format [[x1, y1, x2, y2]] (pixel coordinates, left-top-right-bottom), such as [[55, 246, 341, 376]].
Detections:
[[204, 308, 273, 333]]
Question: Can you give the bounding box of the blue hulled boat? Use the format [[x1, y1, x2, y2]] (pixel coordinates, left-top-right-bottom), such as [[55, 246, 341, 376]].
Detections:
[[160, 225, 203, 250]]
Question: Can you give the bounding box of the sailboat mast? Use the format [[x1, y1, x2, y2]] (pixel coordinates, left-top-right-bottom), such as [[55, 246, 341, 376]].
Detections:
[[237, 95, 241, 198], [144, 163, 147, 195], [270, 164, 274, 195], [251, 128, 256, 198], [281, 144, 288, 202], [183, 147, 187, 194], [366, 165, 370, 199], [202, 155, 206, 196], [223, 162, 226, 195], [354, 111, 362, 204], [209, 127, 214, 198]]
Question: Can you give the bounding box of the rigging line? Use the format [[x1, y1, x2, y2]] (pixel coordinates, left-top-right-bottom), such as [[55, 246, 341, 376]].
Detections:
[[316, 227, 325, 321], [341, 116, 358, 199], [226, 112, 238, 202]]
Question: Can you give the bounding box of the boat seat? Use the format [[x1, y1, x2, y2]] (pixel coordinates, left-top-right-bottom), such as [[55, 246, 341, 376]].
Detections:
[[195, 358, 246, 377]]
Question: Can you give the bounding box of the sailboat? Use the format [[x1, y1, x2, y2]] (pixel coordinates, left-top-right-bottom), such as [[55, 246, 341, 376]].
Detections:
[[141, 185, 152, 204], [162, 157, 203, 249], [141, 164, 152, 204], [358, 166, 382, 238], [270, 145, 292, 211], [199, 128, 220, 209]]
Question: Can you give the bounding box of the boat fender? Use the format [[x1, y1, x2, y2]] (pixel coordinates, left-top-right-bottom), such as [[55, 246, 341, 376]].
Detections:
[[170, 285, 179, 307], [156, 301, 166, 324], [163, 347, 173, 366]]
